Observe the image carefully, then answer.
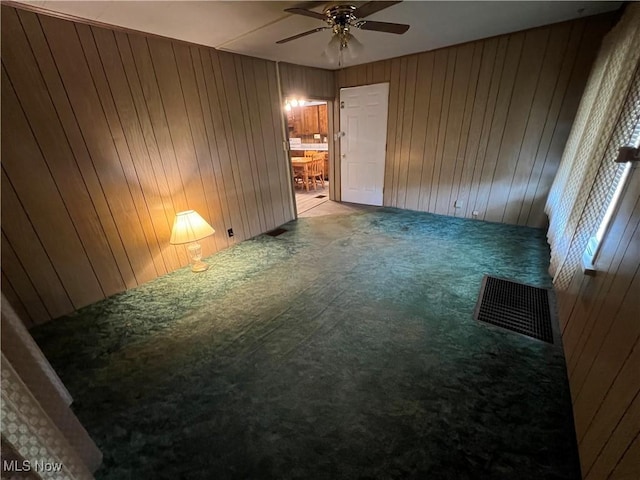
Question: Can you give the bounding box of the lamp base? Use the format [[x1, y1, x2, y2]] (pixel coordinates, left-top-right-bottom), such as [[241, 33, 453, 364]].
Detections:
[[191, 260, 209, 272], [187, 242, 209, 272]]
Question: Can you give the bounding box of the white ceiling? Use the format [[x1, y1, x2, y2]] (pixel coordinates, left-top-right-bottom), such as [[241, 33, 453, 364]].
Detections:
[[15, 1, 621, 70]]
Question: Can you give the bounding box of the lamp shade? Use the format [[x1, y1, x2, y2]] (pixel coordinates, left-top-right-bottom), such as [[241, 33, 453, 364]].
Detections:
[[169, 210, 215, 245]]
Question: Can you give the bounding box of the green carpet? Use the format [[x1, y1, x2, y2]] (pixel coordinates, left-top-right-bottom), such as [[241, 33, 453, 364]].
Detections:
[[31, 208, 580, 480]]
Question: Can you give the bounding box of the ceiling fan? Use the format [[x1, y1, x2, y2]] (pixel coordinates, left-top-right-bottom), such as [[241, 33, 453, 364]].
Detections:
[[276, 1, 409, 63]]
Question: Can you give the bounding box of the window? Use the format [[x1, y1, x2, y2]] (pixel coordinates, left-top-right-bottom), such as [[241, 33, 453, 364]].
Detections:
[[583, 120, 639, 273]]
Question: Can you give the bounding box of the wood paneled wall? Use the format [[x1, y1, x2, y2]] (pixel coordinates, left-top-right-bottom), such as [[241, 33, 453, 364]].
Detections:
[[336, 15, 614, 227], [557, 166, 639, 480], [278, 62, 335, 100], [1, 6, 294, 326]]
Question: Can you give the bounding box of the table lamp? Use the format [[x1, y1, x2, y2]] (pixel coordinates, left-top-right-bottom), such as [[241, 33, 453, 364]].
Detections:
[[170, 210, 215, 272]]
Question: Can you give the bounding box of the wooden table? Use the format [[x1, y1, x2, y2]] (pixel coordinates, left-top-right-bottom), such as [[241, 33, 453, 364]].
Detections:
[[291, 156, 314, 191]]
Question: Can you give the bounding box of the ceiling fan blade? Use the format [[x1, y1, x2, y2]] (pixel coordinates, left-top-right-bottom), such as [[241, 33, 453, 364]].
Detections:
[[284, 7, 327, 21], [358, 20, 410, 35], [292, 1, 326, 10], [276, 27, 329, 44], [353, 1, 402, 19]]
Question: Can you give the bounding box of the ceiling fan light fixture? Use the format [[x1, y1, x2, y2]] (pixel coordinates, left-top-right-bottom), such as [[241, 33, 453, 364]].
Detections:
[[345, 33, 364, 58], [323, 31, 362, 66], [323, 33, 342, 64], [278, 1, 409, 65]]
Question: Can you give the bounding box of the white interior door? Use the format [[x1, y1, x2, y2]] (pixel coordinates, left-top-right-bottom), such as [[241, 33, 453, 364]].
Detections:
[[340, 83, 389, 206]]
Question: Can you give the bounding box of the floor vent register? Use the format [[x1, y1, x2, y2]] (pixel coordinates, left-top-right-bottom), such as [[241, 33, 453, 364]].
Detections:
[[265, 227, 288, 237], [474, 276, 554, 344]]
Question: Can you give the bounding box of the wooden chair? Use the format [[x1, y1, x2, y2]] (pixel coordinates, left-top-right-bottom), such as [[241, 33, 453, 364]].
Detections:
[[292, 165, 306, 190], [313, 153, 326, 181], [306, 158, 325, 190]]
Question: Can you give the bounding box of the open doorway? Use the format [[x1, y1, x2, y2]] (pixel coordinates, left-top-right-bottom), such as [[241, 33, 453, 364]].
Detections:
[[285, 98, 330, 215]]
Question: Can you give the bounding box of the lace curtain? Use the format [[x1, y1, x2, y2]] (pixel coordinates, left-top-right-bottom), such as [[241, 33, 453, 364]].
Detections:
[[545, 4, 640, 289]]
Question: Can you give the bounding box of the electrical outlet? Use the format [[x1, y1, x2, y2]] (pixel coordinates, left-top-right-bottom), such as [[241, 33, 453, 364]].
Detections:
[[227, 228, 234, 238], [454, 200, 463, 208]]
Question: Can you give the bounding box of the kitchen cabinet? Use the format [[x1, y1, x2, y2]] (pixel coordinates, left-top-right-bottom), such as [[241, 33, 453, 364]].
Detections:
[[287, 104, 328, 142]]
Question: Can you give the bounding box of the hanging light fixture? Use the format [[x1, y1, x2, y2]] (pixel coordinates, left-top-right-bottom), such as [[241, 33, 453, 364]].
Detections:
[[321, 6, 365, 67], [283, 97, 308, 111], [323, 35, 363, 67], [277, 2, 410, 66]]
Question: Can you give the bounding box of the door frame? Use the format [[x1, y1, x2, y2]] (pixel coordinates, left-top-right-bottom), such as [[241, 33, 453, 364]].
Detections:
[[282, 98, 336, 218]]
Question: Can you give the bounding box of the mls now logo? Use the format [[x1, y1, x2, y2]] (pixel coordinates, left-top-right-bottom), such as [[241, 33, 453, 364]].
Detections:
[[3, 459, 63, 473]]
